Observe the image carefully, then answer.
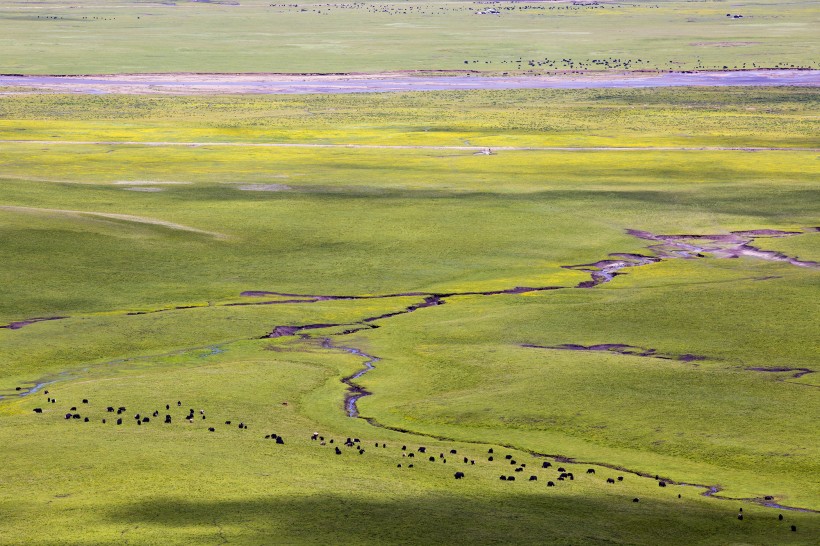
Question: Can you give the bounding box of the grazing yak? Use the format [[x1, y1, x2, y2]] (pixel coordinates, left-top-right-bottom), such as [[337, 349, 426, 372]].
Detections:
[[33, 408, 43, 414], [454, 472, 465, 479]]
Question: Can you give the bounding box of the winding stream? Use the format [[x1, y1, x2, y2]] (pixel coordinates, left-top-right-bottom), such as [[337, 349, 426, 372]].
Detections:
[[3, 226, 818, 512], [0, 70, 817, 94]]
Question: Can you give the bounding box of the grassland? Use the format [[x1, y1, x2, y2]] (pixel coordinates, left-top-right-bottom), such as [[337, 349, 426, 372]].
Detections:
[[0, 0, 818, 75], [0, 88, 818, 543]]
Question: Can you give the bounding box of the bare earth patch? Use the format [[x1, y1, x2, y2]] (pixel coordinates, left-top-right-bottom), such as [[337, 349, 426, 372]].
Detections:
[[113, 180, 190, 185], [237, 184, 291, 192]]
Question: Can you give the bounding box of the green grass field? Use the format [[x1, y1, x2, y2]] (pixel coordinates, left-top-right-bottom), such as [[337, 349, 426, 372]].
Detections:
[[0, 0, 817, 74], [1, 88, 818, 543]]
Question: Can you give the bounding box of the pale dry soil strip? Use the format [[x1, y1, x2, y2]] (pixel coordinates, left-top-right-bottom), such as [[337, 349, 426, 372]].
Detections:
[[0, 205, 227, 239]]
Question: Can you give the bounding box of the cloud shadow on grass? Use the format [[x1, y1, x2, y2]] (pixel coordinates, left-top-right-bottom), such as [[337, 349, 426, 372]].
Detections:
[[100, 491, 800, 545]]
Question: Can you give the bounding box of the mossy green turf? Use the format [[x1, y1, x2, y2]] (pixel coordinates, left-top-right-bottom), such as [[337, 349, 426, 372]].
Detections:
[[0, 0, 817, 74], [1, 88, 818, 543], [1, 87, 817, 148]]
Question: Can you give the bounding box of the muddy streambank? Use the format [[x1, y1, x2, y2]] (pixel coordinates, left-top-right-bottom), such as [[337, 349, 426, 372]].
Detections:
[[0, 70, 817, 94], [0, 316, 67, 330], [0, 380, 56, 400], [627, 228, 820, 268], [523, 343, 707, 362], [320, 338, 380, 418], [564, 227, 818, 289]]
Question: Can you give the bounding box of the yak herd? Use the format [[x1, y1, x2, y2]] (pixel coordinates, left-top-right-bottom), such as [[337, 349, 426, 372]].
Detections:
[[31, 391, 798, 532]]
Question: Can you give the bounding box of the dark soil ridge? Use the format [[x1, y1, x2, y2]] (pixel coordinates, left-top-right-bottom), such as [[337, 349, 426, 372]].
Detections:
[[745, 367, 815, 380], [522, 343, 708, 362]]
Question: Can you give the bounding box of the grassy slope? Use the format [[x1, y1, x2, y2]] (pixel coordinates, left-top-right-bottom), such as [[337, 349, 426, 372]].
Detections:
[[0, 88, 818, 543], [0, 0, 817, 74], [3, 345, 817, 544]]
